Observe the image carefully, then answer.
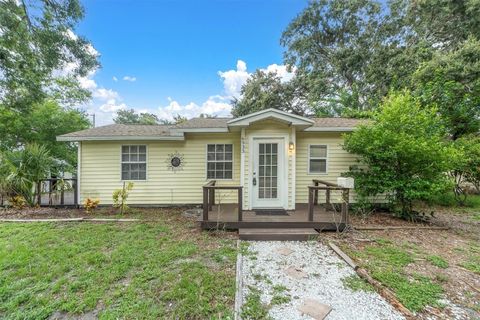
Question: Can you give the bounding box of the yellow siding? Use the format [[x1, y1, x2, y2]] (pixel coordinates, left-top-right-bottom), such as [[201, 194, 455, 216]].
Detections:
[[80, 133, 241, 205], [295, 131, 357, 203]]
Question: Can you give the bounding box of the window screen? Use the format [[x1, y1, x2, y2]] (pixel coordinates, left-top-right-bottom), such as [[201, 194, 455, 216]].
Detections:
[[309, 145, 327, 174]]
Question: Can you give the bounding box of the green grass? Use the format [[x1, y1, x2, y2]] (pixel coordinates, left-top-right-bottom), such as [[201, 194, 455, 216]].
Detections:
[[429, 192, 480, 209], [341, 275, 375, 292], [427, 255, 449, 269], [241, 288, 271, 320], [371, 272, 443, 312], [358, 240, 444, 312], [0, 211, 236, 319]]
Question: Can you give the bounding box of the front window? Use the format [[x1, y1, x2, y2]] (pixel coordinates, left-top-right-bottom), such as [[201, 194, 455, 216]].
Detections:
[[207, 144, 233, 179], [121, 145, 147, 180], [309, 145, 327, 174]]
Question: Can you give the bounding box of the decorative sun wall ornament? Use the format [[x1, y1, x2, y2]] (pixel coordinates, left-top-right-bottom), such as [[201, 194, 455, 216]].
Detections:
[[166, 152, 185, 172]]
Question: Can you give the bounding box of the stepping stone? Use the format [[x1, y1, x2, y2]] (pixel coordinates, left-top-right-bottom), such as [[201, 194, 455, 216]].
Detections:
[[284, 266, 307, 279], [298, 299, 332, 320], [276, 246, 293, 256]]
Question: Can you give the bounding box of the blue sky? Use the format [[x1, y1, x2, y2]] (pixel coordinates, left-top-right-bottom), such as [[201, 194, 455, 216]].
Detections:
[[75, 0, 308, 125]]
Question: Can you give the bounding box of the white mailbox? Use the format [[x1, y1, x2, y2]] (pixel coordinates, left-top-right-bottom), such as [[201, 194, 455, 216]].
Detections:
[[337, 177, 354, 189]]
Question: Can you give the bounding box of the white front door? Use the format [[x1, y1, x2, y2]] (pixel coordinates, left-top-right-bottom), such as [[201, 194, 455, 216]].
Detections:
[[251, 138, 286, 208]]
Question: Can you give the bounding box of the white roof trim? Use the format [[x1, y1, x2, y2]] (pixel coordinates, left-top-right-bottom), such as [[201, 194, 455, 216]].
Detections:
[[227, 108, 314, 127], [303, 127, 356, 132], [56, 135, 185, 142]]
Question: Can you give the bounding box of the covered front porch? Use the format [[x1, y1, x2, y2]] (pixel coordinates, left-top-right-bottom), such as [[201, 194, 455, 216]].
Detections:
[[199, 180, 350, 231]]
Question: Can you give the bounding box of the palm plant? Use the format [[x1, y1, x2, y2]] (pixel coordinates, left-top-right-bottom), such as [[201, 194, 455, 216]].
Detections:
[[4, 144, 53, 206]]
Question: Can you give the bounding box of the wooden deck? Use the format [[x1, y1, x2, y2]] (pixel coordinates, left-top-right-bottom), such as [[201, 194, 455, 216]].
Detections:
[[199, 203, 346, 231]]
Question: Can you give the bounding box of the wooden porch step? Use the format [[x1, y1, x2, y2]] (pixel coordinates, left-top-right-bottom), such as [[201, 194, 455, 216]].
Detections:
[[239, 228, 319, 241]]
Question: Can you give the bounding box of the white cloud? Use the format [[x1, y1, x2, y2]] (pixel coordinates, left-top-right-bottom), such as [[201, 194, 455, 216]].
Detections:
[[113, 76, 118, 82], [158, 95, 231, 121], [260, 64, 295, 82], [217, 60, 294, 98], [218, 60, 250, 98], [123, 76, 137, 82], [93, 88, 119, 100], [99, 99, 127, 113]]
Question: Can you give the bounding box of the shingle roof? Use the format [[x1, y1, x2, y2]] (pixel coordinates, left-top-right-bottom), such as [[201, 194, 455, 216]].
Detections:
[[173, 117, 230, 129], [311, 118, 368, 128], [175, 117, 367, 129], [57, 124, 173, 139], [57, 116, 368, 141]]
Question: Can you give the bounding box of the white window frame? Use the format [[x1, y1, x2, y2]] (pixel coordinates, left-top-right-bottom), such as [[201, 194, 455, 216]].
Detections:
[[121, 145, 147, 181], [205, 144, 234, 180], [308, 144, 328, 175]]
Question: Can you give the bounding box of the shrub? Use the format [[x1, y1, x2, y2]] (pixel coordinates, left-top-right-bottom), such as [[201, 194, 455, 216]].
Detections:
[[343, 91, 456, 219], [84, 198, 100, 214], [9, 195, 27, 209], [113, 182, 134, 214]]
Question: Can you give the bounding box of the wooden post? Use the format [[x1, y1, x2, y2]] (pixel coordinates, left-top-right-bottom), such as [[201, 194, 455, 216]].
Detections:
[[342, 189, 349, 225], [73, 178, 78, 206], [48, 180, 53, 205], [326, 189, 331, 207], [209, 188, 214, 211], [37, 181, 42, 206], [203, 187, 209, 221], [314, 181, 319, 205], [238, 187, 243, 222], [60, 180, 65, 206], [308, 187, 314, 221]]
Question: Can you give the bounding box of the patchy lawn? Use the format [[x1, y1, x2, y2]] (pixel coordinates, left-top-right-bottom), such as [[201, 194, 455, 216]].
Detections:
[[330, 194, 480, 319], [0, 208, 237, 319]]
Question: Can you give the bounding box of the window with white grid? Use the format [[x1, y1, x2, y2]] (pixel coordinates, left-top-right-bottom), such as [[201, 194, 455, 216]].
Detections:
[[206, 144, 233, 179], [121, 145, 147, 180], [309, 145, 327, 174]]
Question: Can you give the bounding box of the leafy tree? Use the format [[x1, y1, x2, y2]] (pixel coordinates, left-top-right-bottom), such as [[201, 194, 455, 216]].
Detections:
[[114, 109, 160, 125], [0, 101, 90, 166], [159, 114, 188, 125], [0, 0, 99, 112], [450, 136, 480, 203], [280, 0, 413, 115], [414, 37, 480, 140], [231, 70, 308, 117], [343, 91, 455, 218]]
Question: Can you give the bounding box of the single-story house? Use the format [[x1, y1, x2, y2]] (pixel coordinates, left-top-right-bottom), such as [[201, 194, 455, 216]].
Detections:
[[57, 108, 364, 232]]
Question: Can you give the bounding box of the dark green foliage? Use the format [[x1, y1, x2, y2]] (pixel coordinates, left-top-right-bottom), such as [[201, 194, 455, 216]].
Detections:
[[0, 101, 90, 166], [113, 108, 160, 125], [343, 91, 455, 218], [0, 0, 99, 112], [231, 70, 308, 117]]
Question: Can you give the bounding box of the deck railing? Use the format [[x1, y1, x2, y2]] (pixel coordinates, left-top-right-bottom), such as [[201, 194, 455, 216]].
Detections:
[[308, 179, 349, 224], [202, 180, 243, 222]]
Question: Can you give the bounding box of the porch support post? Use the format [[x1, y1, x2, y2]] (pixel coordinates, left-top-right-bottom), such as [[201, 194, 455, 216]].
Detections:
[[203, 187, 209, 221], [238, 187, 243, 221], [308, 186, 314, 221]]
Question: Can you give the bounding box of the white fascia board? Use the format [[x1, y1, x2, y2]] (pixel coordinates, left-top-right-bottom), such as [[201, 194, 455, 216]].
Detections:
[[303, 127, 356, 132], [56, 135, 185, 142], [227, 108, 314, 126]]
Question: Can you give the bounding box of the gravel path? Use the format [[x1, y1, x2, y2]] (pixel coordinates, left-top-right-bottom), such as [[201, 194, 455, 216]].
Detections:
[[241, 241, 405, 320]]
